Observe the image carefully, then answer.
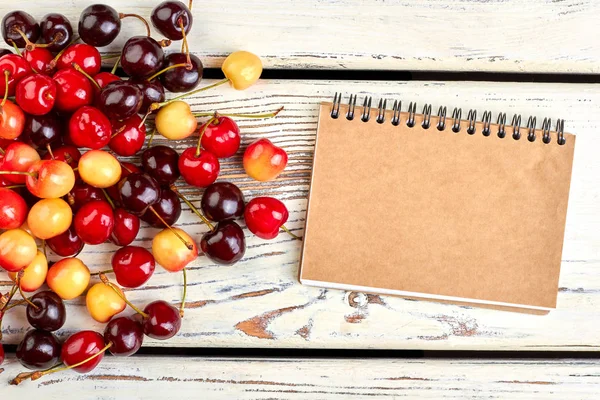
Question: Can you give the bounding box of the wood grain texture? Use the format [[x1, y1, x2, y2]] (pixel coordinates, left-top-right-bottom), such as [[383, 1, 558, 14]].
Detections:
[[1, 356, 599, 398], [1, 0, 599, 73], [1, 79, 599, 350]]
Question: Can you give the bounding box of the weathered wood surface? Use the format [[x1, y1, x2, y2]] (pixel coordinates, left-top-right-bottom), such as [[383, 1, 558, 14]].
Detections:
[[1, 79, 598, 350], [1, 356, 599, 398], [1, 0, 599, 73]]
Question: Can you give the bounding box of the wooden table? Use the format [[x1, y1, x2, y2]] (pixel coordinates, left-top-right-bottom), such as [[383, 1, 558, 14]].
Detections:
[[1, 0, 599, 397]]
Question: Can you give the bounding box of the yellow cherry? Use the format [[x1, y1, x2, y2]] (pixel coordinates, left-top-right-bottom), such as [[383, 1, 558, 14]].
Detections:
[[78, 150, 122, 188], [46, 257, 90, 300], [155, 101, 198, 140], [152, 228, 198, 272], [27, 198, 72, 239], [0, 229, 37, 272], [221, 51, 262, 90], [8, 251, 48, 292], [86, 282, 126, 323]]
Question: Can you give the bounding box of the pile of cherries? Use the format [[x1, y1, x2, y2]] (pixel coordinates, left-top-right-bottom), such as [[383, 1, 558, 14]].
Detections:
[[0, 1, 297, 385]]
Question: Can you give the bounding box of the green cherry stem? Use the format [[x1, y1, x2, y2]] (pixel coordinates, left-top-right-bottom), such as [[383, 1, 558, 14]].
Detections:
[[9, 40, 22, 56], [100, 273, 148, 318], [149, 207, 194, 250], [111, 55, 121, 75], [0, 147, 4, 155], [146, 62, 190, 82], [146, 127, 156, 148], [2, 184, 25, 189], [17, 272, 39, 310], [0, 170, 35, 177], [195, 116, 217, 157], [72, 63, 101, 90], [101, 188, 116, 209], [100, 54, 120, 60], [90, 269, 114, 277], [150, 78, 230, 111], [192, 107, 284, 119], [48, 35, 80, 69], [281, 225, 302, 240], [170, 185, 214, 231], [3, 298, 30, 311], [1, 70, 10, 106], [180, 268, 187, 317]]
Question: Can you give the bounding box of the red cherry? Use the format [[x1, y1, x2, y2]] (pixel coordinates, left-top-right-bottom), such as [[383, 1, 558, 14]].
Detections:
[[178, 147, 220, 188], [44, 144, 81, 180], [0, 54, 32, 97], [74, 200, 114, 245], [66, 182, 104, 212], [109, 115, 147, 157], [200, 116, 241, 158], [53, 68, 94, 113], [0, 187, 28, 229], [23, 47, 54, 75], [244, 197, 289, 239], [15, 74, 56, 115], [68, 106, 112, 149], [56, 44, 101, 76], [46, 222, 84, 257], [112, 246, 155, 288], [61, 330, 106, 373], [109, 208, 140, 246], [1, 142, 40, 183], [93, 72, 120, 98], [142, 300, 181, 340], [0, 342, 4, 365], [0, 100, 25, 140]]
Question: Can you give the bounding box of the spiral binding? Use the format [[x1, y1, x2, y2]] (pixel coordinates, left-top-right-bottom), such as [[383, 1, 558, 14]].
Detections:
[[330, 93, 567, 145]]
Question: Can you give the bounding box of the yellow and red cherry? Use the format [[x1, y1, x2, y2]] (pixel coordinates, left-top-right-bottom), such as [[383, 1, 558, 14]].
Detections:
[[68, 106, 112, 149], [61, 330, 106, 373], [46, 222, 84, 257], [221, 51, 263, 90], [0, 187, 28, 229], [74, 200, 115, 245], [0, 100, 25, 140], [46, 257, 90, 300], [155, 100, 197, 140], [244, 197, 291, 240], [27, 198, 72, 239], [104, 315, 144, 356], [109, 208, 140, 246], [200, 116, 240, 158], [15, 74, 56, 115], [141, 145, 180, 186], [86, 282, 126, 323], [152, 228, 198, 272], [1, 141, 40, 183], [55, 44, 101, 76], [243, 138, 288, 181], [0, 54, 33, 97], [142, 300, 182, 340], [112, 246, 155, 288], [0, 228, 37, 272], [178, 147, 220, 188], [78, 149, 122, 188], [53, 68, 94, 112], [25, 159, 76, 198], [8, 250, 48, 292], [200, 220, 246, 265], [23, 47, 54, 75], [109, 115, 147, 157]]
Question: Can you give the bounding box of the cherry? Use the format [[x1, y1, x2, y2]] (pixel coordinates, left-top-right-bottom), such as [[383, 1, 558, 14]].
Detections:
[[94, 71, 120, 92], [200, 220, 246, 265], [47, 222, 84, 257], [66, 183, 104, 212], [74, 200, 115, 245], [117, 172, 160, 216], [131, 78, 165, 111], [142, 300, 182, 340], [152, 227, 197, 272], [78, 150, 122, 188], [16, 329, 61, 370], [86, 282, 126, 323], [0, 49, 11, 58], [27, 198, 72, 240], [99, 80, 143, 121], [53, 68, 94, 112], [155, 100, 197, 140], [109, 115, 147, 157], [23, 47, 54, 75], [26, 291, 66, 332], [25, 159, 75, 198], [151, 1, 193, 40], [159, 53, 203, 93], [106, 162, 141, 207], [201, 182, 245, 222], [56, 44, 101, 76], [200, 116, 240, 158], [0, 343, 4, 366], [22, 112, 62, 150], [141, 188, 181, 227], [2, 11, 40, 48], [16, 74, 56, 115], [121, 36, 165, 79], [112, 245, 155, 288], [110, 208, 140, 246], [46, 257, 90, 300], [222, 51, 263, 90], [43, 145, 80, 169], [0, 54, 32, 97], [68, 106, 112, 149], [78, 4, 121, 47], [0, 228, 37, 272], [8, 250, 48, 292], [244, 197, 291, 240], [141, 145, 180, 186], [2, 142, 40, 184], [243, 138, 288, 181], [40, 13, 73, 52], [0, 100, 25, 140], [0, 187, 28, 229], [104, 315, 144, 356], [61, 331, 106, 373], [178, 147, 220, 188]]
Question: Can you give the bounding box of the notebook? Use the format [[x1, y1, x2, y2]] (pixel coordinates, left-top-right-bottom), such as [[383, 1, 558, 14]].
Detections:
[[299, 94, 576, 312]]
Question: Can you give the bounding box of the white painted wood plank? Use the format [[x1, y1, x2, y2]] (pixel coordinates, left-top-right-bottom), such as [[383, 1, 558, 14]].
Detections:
[[1, 0, 599, 73], [1, 356, 599, 398], [1, 79, 599, 350]]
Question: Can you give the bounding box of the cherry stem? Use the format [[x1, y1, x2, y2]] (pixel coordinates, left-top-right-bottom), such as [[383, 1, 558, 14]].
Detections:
[[120, 162, 133, 173], [180, 268, 187, 317], [101, 188, 116, 209], [90, 269, 113, 276], [49, 35, 79, 68], [2, 184, 25, 189], [3, 298, 30, 311], [27, 343, 112, 382], [111, 55, 121, 75], [146, 63, 190, 82], [100, 273, 148, 318], [150, 78, 230, 111], [46, 144, 55, 159], [9, 40, 22, 56], [170, 185, 214, 231], [189, 0, 193, 11], [192, 107, 284, 119], [1, 282, 19, 313], [157, 39, 172, 47], [17, 273, 39, 310], [101, 54, 120, 60], [195, 116, 217, 157], [0, 170, 35, 177], [0, 147, 4, 155], [149, 206, 194, 250], [138, 109, 153, 129], [1, 70, 9, 106], [120, 13, 151, 37], [281, 225, 302, 240], [72, 63, 101, 90], [178, 18, 191, 66], [12, 27, 36, 51], [146, 127, 156, 148]]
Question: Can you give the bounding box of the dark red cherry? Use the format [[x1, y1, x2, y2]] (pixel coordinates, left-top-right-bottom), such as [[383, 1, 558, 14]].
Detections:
[[68, 106, 112, 149], [151, 1, 193, 40], [61, 331, 105, 373], [178, 147, 220, 188], [74, 200, 114, 245], [201, 220, 246, 265], [23, 47, 54, 75], [15, 74, 56, 115], [109, 115, 147, 157], [22, 112, 62, 150], [200, 116, 241, 159], [141, 145, 180, 186], [142, 300, 181, 340], [99, 80, 143, 121], [53, 68, 94, 112], [118, 172, 160, 216], [106, 162, 141, 208], [201, 182, 245, 222], [56, 44, 101, 76], [78, 4, 121, 47], [160, 53, 203, 93], [26, 291, 67, 332], [16, 329, 61, 370], [141, 188, 181, 228], [112, 245, 155, 288], [130, 78, 165, 111], [0, 54, 32, 97], [66, 183, 104, 212], [40, 13, 73, 52], [121, 36, 164, 79], [2, 11, 40, 48], [0, 49, 11, 58], [44, 145, 81, 170], [46, 222, 85, 257], [104, 315, 144, 356], [109, 208, 140, 246]]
